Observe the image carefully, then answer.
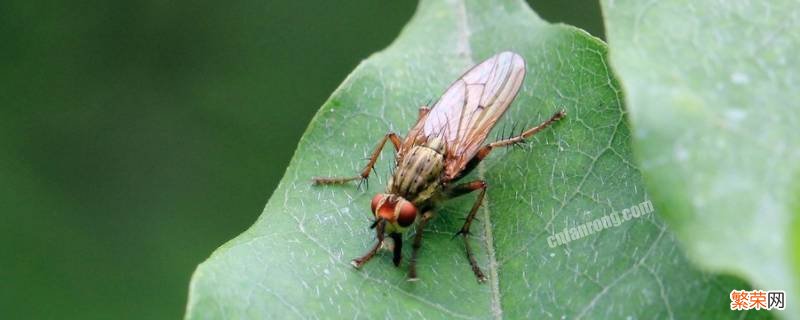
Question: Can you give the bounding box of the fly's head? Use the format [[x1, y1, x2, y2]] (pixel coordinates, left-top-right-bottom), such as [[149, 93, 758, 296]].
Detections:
[[370, 193, 418, 233]]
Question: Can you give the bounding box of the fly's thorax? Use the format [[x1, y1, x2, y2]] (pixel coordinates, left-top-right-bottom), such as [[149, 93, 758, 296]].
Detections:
[[389, 139, 445, 203], [425, 136, 446, 154]]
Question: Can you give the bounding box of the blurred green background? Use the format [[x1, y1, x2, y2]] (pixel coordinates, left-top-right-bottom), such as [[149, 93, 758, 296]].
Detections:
[[0, 1, 602, 318]]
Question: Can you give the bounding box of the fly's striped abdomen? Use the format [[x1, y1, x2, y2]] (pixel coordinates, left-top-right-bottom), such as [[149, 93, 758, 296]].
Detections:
[[389, 138, 445, 202]]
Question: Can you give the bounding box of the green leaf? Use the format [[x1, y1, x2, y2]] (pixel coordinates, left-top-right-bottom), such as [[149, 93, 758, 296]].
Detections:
[[601, 0, 800, 318], [186, 0, 760, 318]]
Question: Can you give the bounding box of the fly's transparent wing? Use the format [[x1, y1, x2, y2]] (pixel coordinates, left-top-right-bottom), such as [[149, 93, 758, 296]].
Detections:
[[405, 51, 526, 180]]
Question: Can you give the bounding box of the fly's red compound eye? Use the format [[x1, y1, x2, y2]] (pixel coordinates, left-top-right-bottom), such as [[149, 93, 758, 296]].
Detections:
[[397, 200, 418, 227], [371, 194, 384, 213]]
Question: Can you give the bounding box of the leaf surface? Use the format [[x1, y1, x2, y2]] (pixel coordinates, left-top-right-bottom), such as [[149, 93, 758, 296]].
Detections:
[[602, 0, 800, 318], [186, 1, 762, 318]]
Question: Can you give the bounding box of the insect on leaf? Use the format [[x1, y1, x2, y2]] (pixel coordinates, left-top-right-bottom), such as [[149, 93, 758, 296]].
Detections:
[[186, 0, 762, 319]]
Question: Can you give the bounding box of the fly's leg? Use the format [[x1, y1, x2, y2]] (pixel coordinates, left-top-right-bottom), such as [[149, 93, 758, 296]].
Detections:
[[441, 112, 563, 281], [313, 105, 428, 187], [451, 111, 565, 182], [389, 233, 403, 267], [312, 132, 402, 188], [447, 180, 488, 283], [407, 211, 433, 281], [442, 111, 563, 281], [418, 105, 431, 119], [488, 110, 565, 148], [352, 219, 386, 268]]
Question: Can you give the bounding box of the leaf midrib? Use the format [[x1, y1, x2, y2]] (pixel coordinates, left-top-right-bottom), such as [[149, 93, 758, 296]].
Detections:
[[450, 0, 503, 318]]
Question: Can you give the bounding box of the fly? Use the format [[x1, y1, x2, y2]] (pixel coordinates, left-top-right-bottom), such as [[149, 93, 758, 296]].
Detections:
[[313, 51, 565, 283]]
